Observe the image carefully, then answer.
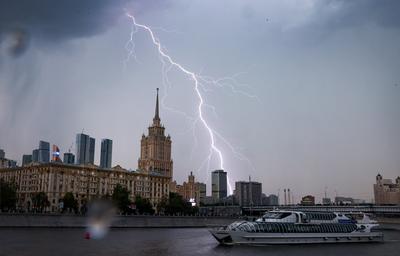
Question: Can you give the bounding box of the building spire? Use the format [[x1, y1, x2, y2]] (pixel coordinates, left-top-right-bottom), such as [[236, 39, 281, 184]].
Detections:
[[153, 88, 160, 126]]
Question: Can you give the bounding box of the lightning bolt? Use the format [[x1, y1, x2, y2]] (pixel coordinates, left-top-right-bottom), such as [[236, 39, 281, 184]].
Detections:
[[125, 12, 258, 195]]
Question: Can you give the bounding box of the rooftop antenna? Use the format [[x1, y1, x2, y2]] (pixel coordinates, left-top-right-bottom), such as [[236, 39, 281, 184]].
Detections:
[[68, 141, 74, 153], [284, 189, 287, 206], [249, 175, 253, 209], [277, 188, 281, 206], [291, 190, 294, 206]]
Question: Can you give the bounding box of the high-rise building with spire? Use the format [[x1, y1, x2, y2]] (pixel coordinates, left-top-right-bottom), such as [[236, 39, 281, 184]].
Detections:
[[138, 88, 173, 178], [0, 89, 174, 211]]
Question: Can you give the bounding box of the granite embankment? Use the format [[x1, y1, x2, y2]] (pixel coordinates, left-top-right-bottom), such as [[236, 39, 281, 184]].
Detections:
[[1, 214, 399, 229], [0, 214, 238, 228]]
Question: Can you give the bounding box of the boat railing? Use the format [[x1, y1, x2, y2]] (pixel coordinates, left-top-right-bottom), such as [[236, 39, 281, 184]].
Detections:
[[229, 221, 358, 234]]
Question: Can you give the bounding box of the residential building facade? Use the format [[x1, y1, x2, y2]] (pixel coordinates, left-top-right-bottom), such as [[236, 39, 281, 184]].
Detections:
[[174, 172, 205, 205], [300, 195, 315, 206], [0, 162, 170, 211], [374, 174, 400, 205]]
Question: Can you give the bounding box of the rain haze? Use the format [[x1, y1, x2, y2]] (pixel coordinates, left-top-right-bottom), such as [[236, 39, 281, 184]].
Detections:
[[1, 0, 399, 203]]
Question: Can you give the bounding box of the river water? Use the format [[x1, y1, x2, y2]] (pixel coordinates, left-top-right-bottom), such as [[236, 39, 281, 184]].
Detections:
[[0, 226, 399, 256]]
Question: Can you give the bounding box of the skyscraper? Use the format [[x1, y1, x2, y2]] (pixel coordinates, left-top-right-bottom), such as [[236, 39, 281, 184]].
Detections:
[[63, 152, 75, 164], [100, 139, 113, 168], [234, 181, 262, 206], [38, 141, 50, 163], [32, 149, 39, 162], [212, 169, 227, 200], [89, 137, 95, 164], [198, 182, 207, 203], [22, 154, 32, 166], [0, 149, 5, 159], [76, 133, 95, 165], [138, 88, 173, 178], [8, 160, 17, 168]]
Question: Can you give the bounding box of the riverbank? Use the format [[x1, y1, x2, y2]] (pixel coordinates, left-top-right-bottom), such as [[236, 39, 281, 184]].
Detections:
[[377, 217, 400, 224], [1, 214, 399, 229], [0, 214, 237, 228]]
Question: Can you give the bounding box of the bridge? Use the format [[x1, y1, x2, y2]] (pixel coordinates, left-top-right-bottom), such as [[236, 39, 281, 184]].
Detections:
[[241, 205, 400, 217]]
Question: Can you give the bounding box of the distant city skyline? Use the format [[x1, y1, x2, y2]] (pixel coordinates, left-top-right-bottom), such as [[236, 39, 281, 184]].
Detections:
[[1, 1, 399, 202]]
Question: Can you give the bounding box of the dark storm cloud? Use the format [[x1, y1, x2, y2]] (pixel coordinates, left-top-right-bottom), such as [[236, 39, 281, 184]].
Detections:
[[315, 0, 400, 29], [0, 0, 165, 56]]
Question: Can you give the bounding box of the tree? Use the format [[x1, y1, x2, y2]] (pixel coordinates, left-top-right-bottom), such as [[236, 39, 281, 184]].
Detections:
[[135, 195, 154, 215], [31, 192, 49, 212], [112, 184, 131, 214], [62, 192, 78, 213], [158, 193, 199, 215], [0, 179, 17, 212], [156, 196, 168, 214], [166, 192, 186, 214]]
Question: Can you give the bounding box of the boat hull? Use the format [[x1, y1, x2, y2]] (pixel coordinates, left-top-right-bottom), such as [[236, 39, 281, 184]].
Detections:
[[210, 230, 384, 245]]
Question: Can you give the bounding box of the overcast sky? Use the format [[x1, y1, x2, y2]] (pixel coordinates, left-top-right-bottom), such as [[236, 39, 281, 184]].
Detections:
[[1, 0, 399, 203]]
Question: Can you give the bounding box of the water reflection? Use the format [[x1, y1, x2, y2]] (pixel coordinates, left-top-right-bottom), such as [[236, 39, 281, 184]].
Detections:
[[0, 226, 398, 256]]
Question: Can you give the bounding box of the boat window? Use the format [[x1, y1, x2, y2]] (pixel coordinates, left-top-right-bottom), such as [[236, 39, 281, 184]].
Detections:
[[263, 212, 281, 219], [280, 212, 292, 219], [262, 212, 292, 219], [306, 212, 336, 221]]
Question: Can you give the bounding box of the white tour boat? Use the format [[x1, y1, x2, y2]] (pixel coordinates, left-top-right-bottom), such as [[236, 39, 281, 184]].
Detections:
[[210, 210, 383, 245]]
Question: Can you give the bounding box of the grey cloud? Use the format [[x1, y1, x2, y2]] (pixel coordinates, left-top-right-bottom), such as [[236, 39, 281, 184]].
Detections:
[[0, 0, 166, 56], [313, 0, 400, 29]]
